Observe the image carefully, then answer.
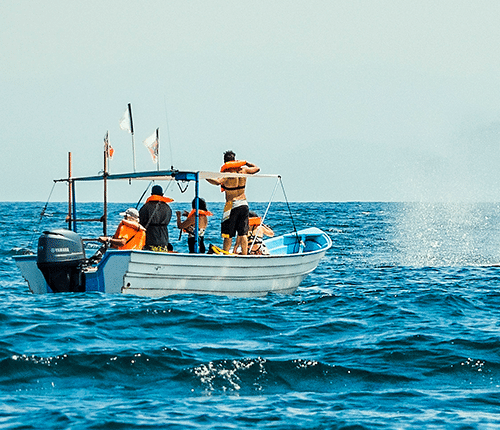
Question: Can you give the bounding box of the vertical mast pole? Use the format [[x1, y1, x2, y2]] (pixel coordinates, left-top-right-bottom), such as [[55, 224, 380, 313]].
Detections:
[[72, 179, 77, 233], [194, 172, 199, 253], [67, 152, 72, 231], [103, 136, 108, 237]]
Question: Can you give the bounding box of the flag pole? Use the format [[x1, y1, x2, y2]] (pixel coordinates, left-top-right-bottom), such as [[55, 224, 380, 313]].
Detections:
[[103, 131, 109, 237], [67, 152, 72, 231], [156, 127, 160, 171], [128, 103, 136, 172]]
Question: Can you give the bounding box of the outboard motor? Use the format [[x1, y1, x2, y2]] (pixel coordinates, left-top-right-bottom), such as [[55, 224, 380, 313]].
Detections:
[[37, 229, 86, 293]]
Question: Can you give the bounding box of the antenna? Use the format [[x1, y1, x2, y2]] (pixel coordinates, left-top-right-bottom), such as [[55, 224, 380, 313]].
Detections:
[[163, 95, 174, 169], [128, 103, 136, 172]]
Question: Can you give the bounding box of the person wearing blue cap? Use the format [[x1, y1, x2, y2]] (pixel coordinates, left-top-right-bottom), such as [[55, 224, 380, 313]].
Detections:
[[139, 184, 173, 251]]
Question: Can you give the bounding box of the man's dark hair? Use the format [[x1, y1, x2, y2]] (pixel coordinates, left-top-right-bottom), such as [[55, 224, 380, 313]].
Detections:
[[192, 197, 208, 211], [223, 150, 236, 163]]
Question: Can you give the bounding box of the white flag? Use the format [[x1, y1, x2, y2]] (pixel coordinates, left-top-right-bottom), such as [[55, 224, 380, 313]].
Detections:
[[143, 129, 159, 163], [119, 108, 132, 133]]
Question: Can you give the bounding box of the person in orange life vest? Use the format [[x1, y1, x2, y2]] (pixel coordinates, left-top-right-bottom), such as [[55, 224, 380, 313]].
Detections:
[[98, 208, 146, 250], [176, 197, 213, 253], [139, 184, 173, 250], [206, 150, 260, 254], [245, 211, 274, 255]]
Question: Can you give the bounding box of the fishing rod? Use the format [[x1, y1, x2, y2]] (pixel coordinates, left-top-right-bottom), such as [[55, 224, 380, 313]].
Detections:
[[249, 176, 280, 252], [135, 180, 175, 209], [135, 181, 153, 209], [163, 95, 175, 170], [279, 176, 302, 253], [248, 176, 301, 254], [28, 181, 57, 248]]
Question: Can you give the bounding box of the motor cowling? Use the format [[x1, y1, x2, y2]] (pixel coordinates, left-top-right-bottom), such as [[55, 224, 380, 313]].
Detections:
[[37, 229, 86, 293]]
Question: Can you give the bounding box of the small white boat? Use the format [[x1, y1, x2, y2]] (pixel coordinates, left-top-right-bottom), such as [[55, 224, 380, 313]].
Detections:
[[13, 155, 331, 298], [15, 227, 330, 297]]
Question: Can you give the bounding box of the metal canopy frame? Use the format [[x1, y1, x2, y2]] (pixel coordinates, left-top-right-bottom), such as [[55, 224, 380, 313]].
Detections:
[[54, 153, 279, 254]]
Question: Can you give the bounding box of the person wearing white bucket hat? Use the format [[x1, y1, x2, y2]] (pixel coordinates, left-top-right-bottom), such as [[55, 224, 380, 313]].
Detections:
[[120, 208, 140, 219], [98, 207, 146, 250]]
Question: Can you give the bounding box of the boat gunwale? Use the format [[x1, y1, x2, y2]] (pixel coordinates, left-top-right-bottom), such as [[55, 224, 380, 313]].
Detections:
[[103, 241, 331, 260]]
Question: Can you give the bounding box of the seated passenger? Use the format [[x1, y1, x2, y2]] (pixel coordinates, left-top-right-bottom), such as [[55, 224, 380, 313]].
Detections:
[[245, 211, 274, 255], [99, 208, 146, 250], [176, 197, 213, 253]]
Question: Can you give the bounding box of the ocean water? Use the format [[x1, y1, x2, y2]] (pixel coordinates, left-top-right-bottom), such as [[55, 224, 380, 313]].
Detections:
[[2, 201, 500, 429]]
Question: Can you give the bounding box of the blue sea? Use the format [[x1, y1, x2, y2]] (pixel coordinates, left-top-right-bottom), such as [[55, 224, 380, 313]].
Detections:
[[3, 201, 500, 429]]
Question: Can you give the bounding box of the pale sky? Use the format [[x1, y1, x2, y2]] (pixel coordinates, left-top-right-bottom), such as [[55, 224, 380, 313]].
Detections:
[[2, 0, 500, 203]]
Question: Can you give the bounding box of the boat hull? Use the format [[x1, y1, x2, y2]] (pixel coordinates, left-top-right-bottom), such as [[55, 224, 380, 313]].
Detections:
[[13, 228, 331, 298], [121, 249, 325, 297]]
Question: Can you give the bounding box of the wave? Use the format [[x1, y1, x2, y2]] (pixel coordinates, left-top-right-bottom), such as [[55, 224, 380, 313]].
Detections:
[[6, 346, 497, 399]]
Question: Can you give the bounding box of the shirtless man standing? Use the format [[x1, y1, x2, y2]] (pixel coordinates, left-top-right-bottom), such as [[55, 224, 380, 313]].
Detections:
[[206, 150, 260, 254]]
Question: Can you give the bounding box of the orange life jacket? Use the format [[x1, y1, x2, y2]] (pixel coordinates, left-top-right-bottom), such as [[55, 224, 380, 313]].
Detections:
[[249, 216, 262, 226], [113, 219, 146, 250], [187, 209, 213, 218], [182, 209, 213, 234], [219, 161, 247, 192], [145, 194, 174, 203], [220, 160, 246, 172], [247, 219, 271, 255]]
